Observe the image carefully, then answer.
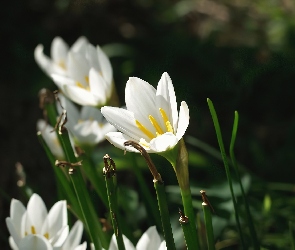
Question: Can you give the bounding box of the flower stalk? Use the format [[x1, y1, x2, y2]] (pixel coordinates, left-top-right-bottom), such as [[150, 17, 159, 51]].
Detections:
[[161, 139, 200, 250], [201, 190, 215, 250], [124, 141, 176, 250], [103, 154, 125, 250]]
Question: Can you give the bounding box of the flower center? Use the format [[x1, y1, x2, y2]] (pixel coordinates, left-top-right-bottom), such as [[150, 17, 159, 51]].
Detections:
[[76, 76, 90, 91], [136, 108, 173, 140], [24, 226, 49, 239], [58, 60, 66, 70]]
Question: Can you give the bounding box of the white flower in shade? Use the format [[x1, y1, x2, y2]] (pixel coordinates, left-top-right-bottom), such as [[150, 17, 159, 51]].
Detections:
[[37, 119, 65, 159], [6, 193, 69, 250], [101, 72, 189, 153], [56, 221, 86, 250], [34, 36, 88, 77], [51, 43, 113, 107], [58, 94, 116, 147], [90, 226, 166, 250]]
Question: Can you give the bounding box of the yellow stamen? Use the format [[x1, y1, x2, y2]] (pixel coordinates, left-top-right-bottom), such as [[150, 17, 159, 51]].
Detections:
[[44, 233, 49, 239], [58, 60, 66, 70], [159, 108, 174, 133], [149, 115, 164, 135], [165, 121, 174, 133], [135, 120, 154, 139], [76, 77, 90, 91], [31, 226, 36, 234]]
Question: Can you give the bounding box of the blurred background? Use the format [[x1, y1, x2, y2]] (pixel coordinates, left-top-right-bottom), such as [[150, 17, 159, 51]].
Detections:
[[1, 0, 295, 249]]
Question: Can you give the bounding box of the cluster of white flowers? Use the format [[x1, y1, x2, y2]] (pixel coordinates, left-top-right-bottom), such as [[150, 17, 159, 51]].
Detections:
[[6, 194, 85, 250], [6, 194, 166, 250], [6, 36, 190, 249], [35, 37, 113, 107]]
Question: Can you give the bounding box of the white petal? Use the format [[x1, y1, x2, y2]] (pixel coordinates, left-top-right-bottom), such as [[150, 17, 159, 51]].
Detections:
[[71, 36, 89, 54], [37, 120, 65, 160], [50, 225, 69, 247], [96, 45, 113, 85], [63, 85, 99, 106], [10, 199, 26, 237], [149, 133, 178, 153], [57, 94, 80, 128], [26, 194, 48, 234], [73, 121, 100, 145], [18, 235, 53, 250], [67, 52, 90, 85], [109, 234, 135, 250], [158, 241, 167, 250], [80, 105, 102, 121], [9, 236, 19, 250], [125, 77, 158, 133], [156, 72, 178, 131], [51, 74, 76, 90], [86, 45, 101, 71], [34, 45, 52, 74], [47, 201, 67, 238], [105, 132, 140, 153], [51, 37, 69, 65], [136, 226, 161, 250], [89, 68, 109, 104], [62, 221, 84, 250], [101, 107, 147, 141], [6, 218, 22, 247], [74, 242, 87, 250], [175, 101, 189, 140]]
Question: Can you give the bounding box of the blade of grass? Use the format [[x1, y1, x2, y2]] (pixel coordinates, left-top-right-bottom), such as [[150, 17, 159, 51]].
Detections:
[[207, 98, 245, 248], [202, 202, 215, 250], [230, 111, 259, 249]]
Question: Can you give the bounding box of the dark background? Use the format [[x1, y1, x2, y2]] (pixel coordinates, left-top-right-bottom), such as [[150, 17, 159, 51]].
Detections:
[[1, 0, 295, 248]]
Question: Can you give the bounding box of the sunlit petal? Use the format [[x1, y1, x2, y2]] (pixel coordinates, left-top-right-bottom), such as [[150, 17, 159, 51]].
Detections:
[[175, 101, 189, 140], [136, 226, 162, 250], [62, 221, 84, 250], [105, 132, 140, 152]]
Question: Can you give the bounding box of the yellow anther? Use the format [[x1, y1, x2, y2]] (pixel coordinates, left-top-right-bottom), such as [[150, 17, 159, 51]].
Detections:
[[166, 121, 174, 133], [58, 60, 66, 70], [159, 108, 174, 133], [85, 76, 89, 84], [149, 115, 164, 135], [136, 120, 154, 140], [44, 233, 49, 239], [31, 226, 36, 234], [76, 80, 90, 91]]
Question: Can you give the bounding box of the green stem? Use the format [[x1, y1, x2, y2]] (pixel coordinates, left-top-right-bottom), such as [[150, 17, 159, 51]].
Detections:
[[130, 155, 162, 230], [179, 211, 196, 250], [104, 169, 125, 250], [154, 180, 176, 250], [207, 98, 245, 248], [59, 129, 106, 249], [37, 132, 82, 219], [230, 111, 259, 249], [79, 154, 108, 207], [202, 203, 215, 250]]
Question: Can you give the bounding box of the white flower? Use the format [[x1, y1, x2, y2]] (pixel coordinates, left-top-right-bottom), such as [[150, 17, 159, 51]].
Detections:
[[58, 94, 116, 146], [6, 193, 68, 250], [37, 119, 65, 159], [34, 36, 88, 77], [6, 194, 85, 250], [101, 72, 189, 153], [51, 43, 113, 107]]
